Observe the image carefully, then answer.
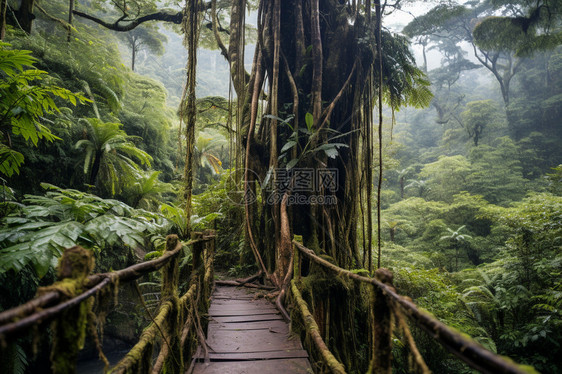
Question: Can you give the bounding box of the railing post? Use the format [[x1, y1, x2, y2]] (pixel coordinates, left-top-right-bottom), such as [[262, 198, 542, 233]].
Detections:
[[162, 234, 180, 298], [293, 235, 303, 281], [161, 234, 183, 373], [202, 229, 215, 304], [369, 268, 394, 374], [46, 246, 95, 374], [191, 231, 204, 271]]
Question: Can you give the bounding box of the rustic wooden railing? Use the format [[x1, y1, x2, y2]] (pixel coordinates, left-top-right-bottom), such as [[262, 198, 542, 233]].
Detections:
[[0, 230, 215, 374], [0, 232, 539, 374], [290, 239, 537, 374]]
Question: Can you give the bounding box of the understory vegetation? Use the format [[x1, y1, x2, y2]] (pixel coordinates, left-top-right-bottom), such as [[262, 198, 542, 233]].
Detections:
[[0, 0, 560, 373]]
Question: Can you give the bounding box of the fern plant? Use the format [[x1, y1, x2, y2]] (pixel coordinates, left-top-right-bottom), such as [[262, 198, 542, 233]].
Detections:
[[75, 118, 152, 196], [0, 183, 171, 278]]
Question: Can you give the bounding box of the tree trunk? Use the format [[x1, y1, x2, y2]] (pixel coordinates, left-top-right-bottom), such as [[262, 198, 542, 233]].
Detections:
[[131, 44, 136, 71], [0, 0, 7, 40], [241, 1, 380, 370], [17, 0, 35, 34], [89, 152, 102, 186], [67, 0, 74, 42], [181, 0, 203, 239]]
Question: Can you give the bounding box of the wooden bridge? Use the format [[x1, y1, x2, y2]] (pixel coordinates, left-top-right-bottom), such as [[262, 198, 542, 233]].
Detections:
[[193, 286, 312, 373], [0, 231, 535, 373]]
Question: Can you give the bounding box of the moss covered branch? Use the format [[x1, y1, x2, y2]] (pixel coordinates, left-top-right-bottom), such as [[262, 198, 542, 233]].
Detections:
[[290, 279, 346, 374], [293, 240, 535, 374]]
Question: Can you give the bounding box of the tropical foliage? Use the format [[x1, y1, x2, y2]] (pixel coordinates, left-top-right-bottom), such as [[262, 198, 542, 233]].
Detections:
[[75, 118, 152, 196], [0, 184, 171, 279], [0, 0, 560, 372], [0, 43, 88, 177]]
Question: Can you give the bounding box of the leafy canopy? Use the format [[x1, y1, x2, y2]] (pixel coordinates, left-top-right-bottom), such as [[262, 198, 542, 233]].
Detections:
[[0, 43, 88, 177]]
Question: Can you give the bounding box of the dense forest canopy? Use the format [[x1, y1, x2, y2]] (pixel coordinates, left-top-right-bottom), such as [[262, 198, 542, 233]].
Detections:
[[0, 0, 560, 372]]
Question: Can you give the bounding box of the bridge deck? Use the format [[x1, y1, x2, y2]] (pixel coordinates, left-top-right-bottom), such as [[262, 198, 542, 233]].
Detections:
[[192, 286, 313, 374]]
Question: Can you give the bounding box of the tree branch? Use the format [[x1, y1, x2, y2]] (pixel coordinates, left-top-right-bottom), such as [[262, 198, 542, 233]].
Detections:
[[73, 9, 183, 31], [73, 2, 212, 32]]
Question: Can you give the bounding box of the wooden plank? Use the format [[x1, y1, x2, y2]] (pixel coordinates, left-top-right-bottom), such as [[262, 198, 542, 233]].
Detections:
[[210, 300, 275, 308], [209, 306, 278, 313], [211, 296, 254, 301], [209, 309, 279, 317], [209, 303, 277, 310], [211, 291, 255, 297], [208, 320, 289, 332], [211, 298, 265, 303], [207, 329, 302, 353], [210, 314, 283, 323], [194, 349, 309, 361], [191, 358, 313, 374]]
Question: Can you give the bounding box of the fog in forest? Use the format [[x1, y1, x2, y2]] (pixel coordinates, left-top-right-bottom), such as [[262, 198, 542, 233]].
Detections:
[[0, 1, 560, 373]]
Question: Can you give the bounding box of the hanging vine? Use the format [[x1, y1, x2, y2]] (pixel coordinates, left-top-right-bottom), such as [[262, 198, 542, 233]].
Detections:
[[181, 0, 203, 237]]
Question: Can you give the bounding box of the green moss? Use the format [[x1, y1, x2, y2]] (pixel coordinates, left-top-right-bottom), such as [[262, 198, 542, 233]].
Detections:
[[56, 246, 95, 280], [300, 261, 351, 299], [50, 298, 93, 374], [38, 246, 96, 374]]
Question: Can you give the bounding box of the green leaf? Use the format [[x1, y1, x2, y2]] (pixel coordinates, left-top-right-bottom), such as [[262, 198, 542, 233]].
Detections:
[[0, 221, 84, 277], [305, 112, 314, 132], [311, 143, 349, 159], [280, 140, 297, 154], [286, 158, 299, 170], [0, 146, 24, 177]]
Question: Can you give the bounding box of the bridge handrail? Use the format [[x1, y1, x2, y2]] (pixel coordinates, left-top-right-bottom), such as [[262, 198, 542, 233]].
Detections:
[[290, 278, 346, 374], [0, 232, 215, 374], [292, 240, 533, 374], [110, 231, 215, 373], [0, 237, 207, 338]]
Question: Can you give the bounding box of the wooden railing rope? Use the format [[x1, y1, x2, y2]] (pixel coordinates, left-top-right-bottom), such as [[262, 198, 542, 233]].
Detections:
[[290, 279, 346, 374], [0, 237, 190, 333], [0, 231, 216, 374], [291, 239, 535, 374]]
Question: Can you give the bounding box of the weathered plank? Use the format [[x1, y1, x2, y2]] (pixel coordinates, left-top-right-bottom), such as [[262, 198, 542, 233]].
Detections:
[[194, 350, 309, 361], [209, 309, 279, 316], [208, 320, 289, 333], [210, 314, 284, 323], [191, 358, 313, 374], [209, 303, 277, 310], [207, 329, 303, 352]]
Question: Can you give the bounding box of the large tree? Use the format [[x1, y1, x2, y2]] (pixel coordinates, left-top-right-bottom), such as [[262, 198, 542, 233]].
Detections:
[[210, 1, 430, 369], [121, 25, 167, 71]]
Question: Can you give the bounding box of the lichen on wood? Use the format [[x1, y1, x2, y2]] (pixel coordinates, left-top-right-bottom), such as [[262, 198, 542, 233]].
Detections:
[[368, 269, 394, 374], [290, 279, 346, 374], [38, 246, 95, 374], [109, 301, 172, 374]]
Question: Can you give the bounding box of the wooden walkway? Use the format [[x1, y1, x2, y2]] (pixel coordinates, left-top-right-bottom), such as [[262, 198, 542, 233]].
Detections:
[[192, 286, 313, 373]]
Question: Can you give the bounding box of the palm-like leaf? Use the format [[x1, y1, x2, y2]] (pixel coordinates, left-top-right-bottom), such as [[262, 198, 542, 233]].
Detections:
[[440, 225, 473, 241], [0, 184, 171, 279], [160, 203, 189, 239], [124, 171, 175, 210], [194, 130, 226, 174], [75, 118, 153, 196]]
